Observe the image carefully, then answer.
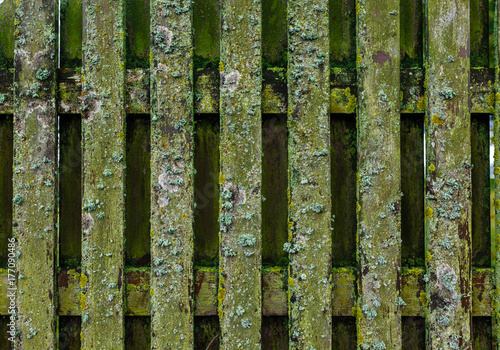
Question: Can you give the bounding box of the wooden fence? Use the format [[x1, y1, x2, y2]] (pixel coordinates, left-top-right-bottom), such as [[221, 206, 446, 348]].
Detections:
[[0, 0, 498, 348]]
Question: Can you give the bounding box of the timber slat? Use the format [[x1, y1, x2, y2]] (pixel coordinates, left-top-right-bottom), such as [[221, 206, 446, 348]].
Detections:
[[0, 268, 493, 317], [287, 0, 332, 348], [80, 0, 126, 347], [149, 0, 195, 348], [356, 0, 402, 348], [12, 0, 58, 348], [218, 0, 262, 347], [425, 0, 472, 347]]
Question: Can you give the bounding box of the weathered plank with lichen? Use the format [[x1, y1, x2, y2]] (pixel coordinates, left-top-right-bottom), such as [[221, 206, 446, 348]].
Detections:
[[0, 267, 495, 316], [12, 0, 57, 348], [218, 0, 262, 347], [287, 0, 331, 348], [0, 116, 12, 267], [494, 0, 500, 345], [149, 0, 194, 348], [80, 0, 126, 348], [425, 0, 471, 347], [356, 0, 401, 348]]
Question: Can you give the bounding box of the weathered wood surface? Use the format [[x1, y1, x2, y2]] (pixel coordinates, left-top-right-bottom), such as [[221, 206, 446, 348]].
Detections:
[[218, 0, 262, 347], [0, 268, 494, 317], [494, 0, 500, 346], [356, 0, 401, 348], [12, 0, 57, 348], [287, 0, 332, 348], [80, 0, 126, 348], [0, 67, 497, 115], [425, 0, 471, 348], [149, 0, 194, 348]]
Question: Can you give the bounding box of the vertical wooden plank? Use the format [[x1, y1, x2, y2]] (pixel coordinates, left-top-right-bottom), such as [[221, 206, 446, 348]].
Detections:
[[58, 316, 81, 350], [125, 0, 149, 69], [331, 317, 357, 349], [219, 0, 262, 347], [402, 317, 425, 350], [472, 317, 493, 349], [494, 0, 500, 347], [262, 317, 288, 349], [0, 116, 12, 266], [356, 0, 401, 348], [125, 115, 150, 266], [60, 0, 82, 68], [331, 114, 357, 266], [0, 0, 14, 69], [425, 0, 471, 347], [262, 0, 287, 67], [401, 115, 425, 267], [59, 115, 81, 268], [287, 0, 331, 348], [194, 114, 220, 265], [401, 0, 423, 67], [125, 317, 151, 349], [262, 114, 288, 265], [471, 114, 491, 267], [149, 0, 194, 348], [81, 0, 126, 347], [470, 0, 489, 67], [13, 0, 57, 347], [194, 316, 220, 350], [329, 0, 356, 67]]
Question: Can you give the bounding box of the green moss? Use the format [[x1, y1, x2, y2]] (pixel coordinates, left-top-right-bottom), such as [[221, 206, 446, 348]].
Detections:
[[126, 0, 150, 69], [60, 0, 82, 67]]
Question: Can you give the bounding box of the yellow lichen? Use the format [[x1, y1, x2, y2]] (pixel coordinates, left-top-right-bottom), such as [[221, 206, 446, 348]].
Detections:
[[494, 166, 500, 176], [419, 292, 428, 306], [425, 206, 433, 219], [431, 115, 443, 125], [417, 91, 427, 111], [429, 164, 435, 171], [426, 251, 432, 261], [80, 273, 88, 289]]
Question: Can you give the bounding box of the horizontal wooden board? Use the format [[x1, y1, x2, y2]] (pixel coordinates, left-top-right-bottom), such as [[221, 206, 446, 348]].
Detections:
[[0, 68, 494, 115], [0, 267, 492, 317]]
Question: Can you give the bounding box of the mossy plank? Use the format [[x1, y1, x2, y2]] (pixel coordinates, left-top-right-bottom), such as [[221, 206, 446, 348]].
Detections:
[[329, 0, 356, 67], [0, 116, 12, 267], [81, 0, 126, 348], [1, 267, 496, 317], [470, 0, 489, 67], [125, 115, 150, 267], [0, 0, 14, 69], [495, 0, 500, 345], [149, 0, 194, 348], [59, 115, 82, 268], [219, 0, 262, 347], [60, 0, 82, 68], [13, 0, 57, 348], [125, 317, 151, 349], [126, 0, 149, 69], [356, 0, 401, 348], [262, 316, 288, 349], [401, 115, 424, 267], [425, 0, 471, 347], [194, 115, 220, 265], [471, 114, 491, 267], [400, 0, 423, 68], [193, 0, 219, 63], [287, 0, 332, 348], [331, 115, 357, 266], [58, 316, 81, 350], [262, 114, 288, 265]]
